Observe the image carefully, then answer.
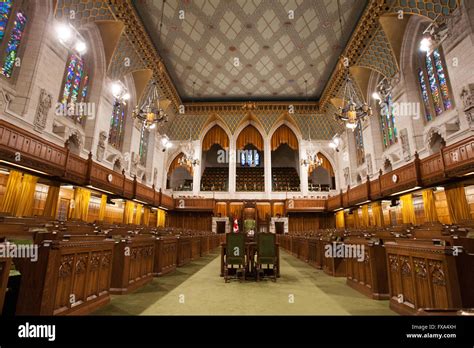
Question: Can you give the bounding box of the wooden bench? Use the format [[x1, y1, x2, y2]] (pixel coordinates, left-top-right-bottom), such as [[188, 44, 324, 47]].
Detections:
[[153, 235, 178, 276], [110, 234, 155, 294], [384, 238, 474, 315], [0, 248, 11, 314], [344, 237, 389, 300], [15, 235, 115, 315], [177, 236, 192, 267]]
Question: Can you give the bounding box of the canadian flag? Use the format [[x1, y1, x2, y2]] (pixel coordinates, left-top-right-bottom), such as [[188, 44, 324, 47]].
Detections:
[[233, 218, 239, 233]]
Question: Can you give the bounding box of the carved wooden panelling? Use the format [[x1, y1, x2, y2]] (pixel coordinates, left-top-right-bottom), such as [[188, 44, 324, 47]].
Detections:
[[443, 136, 474, 174], [327, 195, 342, 211], [420, 153, 444, 185], [380, 162, 418, 196]]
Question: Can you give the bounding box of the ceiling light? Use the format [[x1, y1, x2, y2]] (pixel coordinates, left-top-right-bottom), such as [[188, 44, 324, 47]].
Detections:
[[346, 122, 358, 130], [56, 23, 72, 43], [111, 82, 123, 98], [74, 40, 87, 54], [389, 186, 422, 196], [372, 92, 381, 101], [420, 37, 432, 52], [329, 134, 340, 152], [161, 135, 170, 147], [122, 93, 130, 101]]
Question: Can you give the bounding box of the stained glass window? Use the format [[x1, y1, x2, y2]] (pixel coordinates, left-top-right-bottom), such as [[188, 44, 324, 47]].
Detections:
[[0, 0, 13, 43], [418, 68, 432, 121], [380, 94, 398, 148], [1, 10, 26, 78], [139, 123, 149, 166], [59, 54, 89, 122], [425, 54, 442, 116], [432, 48, 452, 111], [240, 149, 260, 166], [417, 48, 453, 121], [354, 121, 365, 166], [108, 99, 126, 150]]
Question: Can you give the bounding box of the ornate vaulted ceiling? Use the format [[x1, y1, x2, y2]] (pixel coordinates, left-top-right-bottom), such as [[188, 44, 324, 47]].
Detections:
[[134, 0, 367, 102]]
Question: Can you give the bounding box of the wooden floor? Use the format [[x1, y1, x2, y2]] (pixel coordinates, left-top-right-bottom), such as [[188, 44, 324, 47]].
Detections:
[[93, 250, 396, 315]]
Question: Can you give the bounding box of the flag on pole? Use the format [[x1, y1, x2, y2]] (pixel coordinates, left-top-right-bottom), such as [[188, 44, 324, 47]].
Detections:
[[233, 217, 239, 233]]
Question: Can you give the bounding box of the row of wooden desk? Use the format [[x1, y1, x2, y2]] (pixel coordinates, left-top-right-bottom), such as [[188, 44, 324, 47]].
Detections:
[[0, 218, 223, 315], [277, 223, 474, 315]]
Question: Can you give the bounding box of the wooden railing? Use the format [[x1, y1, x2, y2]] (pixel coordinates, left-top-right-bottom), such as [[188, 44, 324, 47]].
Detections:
[[160, 192, 174, 210], [285, 198, 326, 212], [1, 120, 473, 213], [325, 136, 474, 211], [327, 195, 342, 211], [0, 120, 166, 210], [348, 180, 369, 205], [174, 198, 215, 211]]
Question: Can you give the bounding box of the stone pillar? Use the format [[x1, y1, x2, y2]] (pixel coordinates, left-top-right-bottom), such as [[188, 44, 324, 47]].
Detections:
[[264, 136, 272, 197], [299, 142, 308, 195], [193, 140, 201, 195], [229, 138, 236, 193]]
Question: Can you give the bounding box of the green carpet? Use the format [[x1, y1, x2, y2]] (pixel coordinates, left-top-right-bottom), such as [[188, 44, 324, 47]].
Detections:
[[93, 250, 396, 315]]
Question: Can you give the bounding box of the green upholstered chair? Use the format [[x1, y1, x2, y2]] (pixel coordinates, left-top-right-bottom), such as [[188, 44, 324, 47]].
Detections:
[[244, 219, 256, 233], [224, 233, 246, 282], [256, 233, 277, 282]]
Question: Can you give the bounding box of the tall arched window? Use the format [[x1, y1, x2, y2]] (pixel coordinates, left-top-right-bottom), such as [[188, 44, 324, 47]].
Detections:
[[354, 121, 365, 166], [59, 53, 90, 123], [380, 94, 397, 148], [0, 1, 14, 42], [139, 123, 149, 166], [0, 0, 27, 78], [108, 98, 126, 150], [417, 48, 453, 121]]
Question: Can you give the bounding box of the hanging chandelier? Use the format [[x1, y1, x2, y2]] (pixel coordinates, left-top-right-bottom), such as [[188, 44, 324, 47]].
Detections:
[[333, 71, 372, 130], [419, 14, 450, 54], [132, 81, 170, 130], [301, 129, 323, 167], [178, 123, 199, 167], [178, 140, 199, 167], [301, 153, 323, 167]]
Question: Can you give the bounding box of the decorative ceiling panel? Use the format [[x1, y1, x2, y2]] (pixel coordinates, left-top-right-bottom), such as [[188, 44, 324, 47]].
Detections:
[[165, 114, 210, 140], [56, 0, 114, 25], [356, 27, 398, 79], [388, 0, 458, 20], [134, 0, 367, 102], [292, 113, 344, 140]]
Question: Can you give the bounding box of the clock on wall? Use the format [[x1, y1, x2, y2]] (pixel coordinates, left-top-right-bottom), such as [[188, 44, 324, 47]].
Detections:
[[392, 174, 399, 183], [107, 174, 113, 183]]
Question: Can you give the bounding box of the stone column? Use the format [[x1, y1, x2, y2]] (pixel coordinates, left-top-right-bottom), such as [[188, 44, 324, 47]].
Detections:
[[229, 139, 236, 193], [264, 137, 272, 197]]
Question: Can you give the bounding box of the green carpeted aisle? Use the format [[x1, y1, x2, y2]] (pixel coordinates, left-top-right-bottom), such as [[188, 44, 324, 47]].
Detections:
[[93, 250, 396, 315]]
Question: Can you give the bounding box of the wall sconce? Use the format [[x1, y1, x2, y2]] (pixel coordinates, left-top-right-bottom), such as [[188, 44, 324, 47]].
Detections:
[[55, 22, 87, 56]]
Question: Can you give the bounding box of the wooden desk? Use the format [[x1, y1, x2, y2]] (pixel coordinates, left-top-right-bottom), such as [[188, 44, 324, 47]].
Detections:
[[0, 254, 12, 314], [384, 239, 471, 315], [220, 242, 280, 279]]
